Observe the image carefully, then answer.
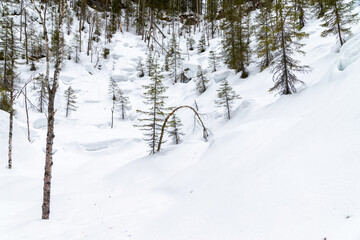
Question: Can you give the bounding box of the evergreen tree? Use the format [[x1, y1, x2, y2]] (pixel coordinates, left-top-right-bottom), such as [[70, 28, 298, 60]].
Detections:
[[206, 0, 219, 38], [255, 1, 274, 71], [221, 0, 251, 78], [34, 74, 48, 113], [146, 46, 155, 77], [310, 0, 326, 18], [187, 37, 195, 51], [195, 65, 209, 93], [215, 80, 241, 120], [208, 50, 220, 72], [108, 77, 119, 128], [137, 57, 145, 77], [168, 114, 184, 144], [136, 59, 169, 154], [117, 88, 131, 120], [197, 33, 207, 53], [168, 33, 183, 83], [269, 0, 310, 95], [64, 86, 77, 117], [320, 0, 359, 46]]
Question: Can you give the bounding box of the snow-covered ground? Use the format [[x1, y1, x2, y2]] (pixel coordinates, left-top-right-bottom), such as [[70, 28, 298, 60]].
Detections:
[[1, 8, 360, 240]]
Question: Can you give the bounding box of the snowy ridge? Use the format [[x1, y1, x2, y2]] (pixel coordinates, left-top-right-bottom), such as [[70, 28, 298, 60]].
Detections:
[[1, 7, 360, 240]]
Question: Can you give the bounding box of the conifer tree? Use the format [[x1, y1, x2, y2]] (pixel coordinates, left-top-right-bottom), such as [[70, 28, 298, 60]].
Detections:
[[208, 50, 220, 72], [310, 0, 326, 18], [136, 58, 169, 154], [146, 46, 155, 77], [215, 80, 241, 120], [34, 74, 48, 113], [117, 88, 131, 120], [187, 37, 195, 51], [137, 57, 145, 77], [195, 65, 209, 93], [206, 0, 218, 38], [168, 114, 184, 144], [108, 77, 119, 128], [168, 33, 183, 83], [221, 0, 251, 78], [197, 33, 207, 53], [269, 0, 310, 95], [320, 0, 359, 46], [64, 86, 77, 117], [255, 1, 274, 71]]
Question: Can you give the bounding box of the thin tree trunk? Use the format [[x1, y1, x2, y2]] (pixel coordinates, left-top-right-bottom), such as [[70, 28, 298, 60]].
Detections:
[[25, 10, 28, 65], [24, 86, 31, 142]]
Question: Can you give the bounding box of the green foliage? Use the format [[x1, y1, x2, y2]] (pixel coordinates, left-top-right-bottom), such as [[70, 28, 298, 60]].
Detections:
[[197, 33, 207, 53], [136, 59, 169, 154], [320, 0, 359, 46], [64, 86, 77, 117], [269, 0, 310, 95], [167, 114, 184, 144], [34, 74, 48, 113], [168, 34, 183, 83], [214, 80, 241, 120], [208, 50, 220, 72], [0, 88, 11, 113], [137, 57, 145, 77], [221, 1, 251, 78], [117, 88, 131, 120], [146, 46, 155, 76], [255, 1, 274, 71]]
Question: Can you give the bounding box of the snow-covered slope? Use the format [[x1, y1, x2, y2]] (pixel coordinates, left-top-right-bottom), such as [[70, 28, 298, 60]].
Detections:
[[1, 11, 360, 240]]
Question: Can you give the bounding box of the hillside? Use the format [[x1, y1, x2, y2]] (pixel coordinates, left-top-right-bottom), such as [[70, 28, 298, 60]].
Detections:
[[1, 0, 360, 239]]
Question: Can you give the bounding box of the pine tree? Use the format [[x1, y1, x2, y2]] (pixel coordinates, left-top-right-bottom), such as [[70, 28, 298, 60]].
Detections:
[[136, 59, 169, 154], [117, 88, 131, 120], [187, 37, 195, 51], [320, 0, 359, 46], [34, 74, 48, 113], [215, 80, 241, 120], [208, 50, 220, 72], [168, 114, 184, 144], [108, 77, 119, 128], [197, 33, 207, 53], [221, 0, 251, 78], [146, 46, 155, 76], [137, 57, 145, 77], [195, 65, 209, 93], [269, 0, 310, 95], [255, 1, 275, 71], [64, 86, 77, 117], [168, 33, 183, 83], [206, 0, 218, 38]]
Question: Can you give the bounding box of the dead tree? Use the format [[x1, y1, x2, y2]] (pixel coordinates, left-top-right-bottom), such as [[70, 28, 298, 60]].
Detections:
[[32, 0, 66, 220], [157, 105, 208, 152]]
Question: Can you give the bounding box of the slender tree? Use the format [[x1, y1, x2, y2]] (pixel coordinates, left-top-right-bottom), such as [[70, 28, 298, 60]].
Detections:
[[136, 58, 169, 154], [167, 114, 184, 144], [208, 50, 220, 72], [117, 88, 131, 120], [320, 0, 358, 46], [269, 0, 310, 95], [64, 86, 77, 117], [195, 65, 209, 93], [215, 80, 241, 120]]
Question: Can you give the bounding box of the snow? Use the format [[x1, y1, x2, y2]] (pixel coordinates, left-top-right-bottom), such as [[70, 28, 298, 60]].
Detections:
[[1, 5, 360, 240]]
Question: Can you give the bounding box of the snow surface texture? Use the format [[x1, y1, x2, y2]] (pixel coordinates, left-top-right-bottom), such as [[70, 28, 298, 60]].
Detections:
[[1, 8, 360, 240]]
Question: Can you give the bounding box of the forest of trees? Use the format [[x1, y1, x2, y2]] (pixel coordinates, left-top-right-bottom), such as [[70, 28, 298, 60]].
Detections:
[[0, 0, 358, 220]]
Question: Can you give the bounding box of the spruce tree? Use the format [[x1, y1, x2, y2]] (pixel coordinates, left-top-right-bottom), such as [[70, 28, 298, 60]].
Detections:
[[208, 50, 220, 72], [34, 74, 48, 113], [320, 0, 359, 46], [221, 0, 251, 78], [108, 77, 119, 128], [255, 1, 275, 71], [117, 88, 131, 120], [168, 33, 183, 83], [136, 59, 169, 154], [195, 65, 209, 93], [168, 114, 184, 144], [269, 0, 310, 95], [197, 33, 207, 53], [146, 46, 155, 77], [137, 57, 145, 77], [206, 0, 219, 38], [215, 80, 241, 120], [64, 86, 77, 117]]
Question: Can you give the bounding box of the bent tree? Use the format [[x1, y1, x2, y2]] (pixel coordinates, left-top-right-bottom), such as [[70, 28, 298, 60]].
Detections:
[[157, 105, 208, 152]]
